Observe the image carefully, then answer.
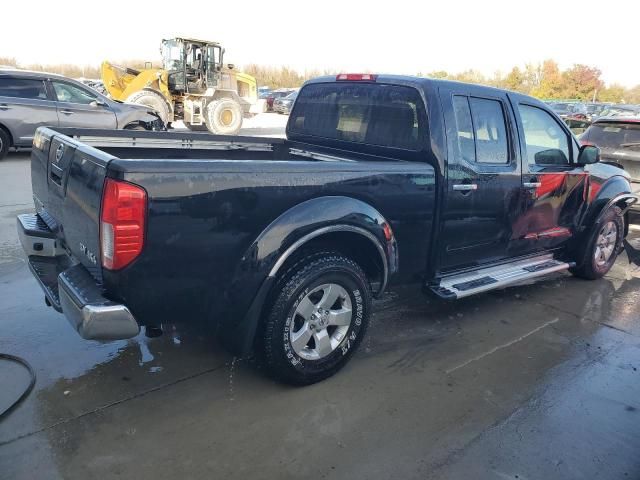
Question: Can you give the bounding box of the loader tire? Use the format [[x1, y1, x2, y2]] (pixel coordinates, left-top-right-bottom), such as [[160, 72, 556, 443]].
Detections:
[[125, 90, 170, 126], [205, 98, 243, 135]]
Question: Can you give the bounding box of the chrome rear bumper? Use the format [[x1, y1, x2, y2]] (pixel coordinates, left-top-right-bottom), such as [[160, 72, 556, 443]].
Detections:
[[57, 263, 140, 340], [17, 213, 140, 340]]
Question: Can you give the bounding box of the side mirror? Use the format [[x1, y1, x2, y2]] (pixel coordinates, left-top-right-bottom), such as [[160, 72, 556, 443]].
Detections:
[[534, 148, 569, 166], [91, 99, 107, 108], [577, 145, 600, 165]]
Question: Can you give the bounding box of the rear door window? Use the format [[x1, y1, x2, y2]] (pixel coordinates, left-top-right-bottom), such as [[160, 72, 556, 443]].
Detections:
[[451, 95, 509, 164], [584, 122, 640, 150], [469, 98, 509, 164], [289, 83, 424, 151], [0, 78, 47, 100]]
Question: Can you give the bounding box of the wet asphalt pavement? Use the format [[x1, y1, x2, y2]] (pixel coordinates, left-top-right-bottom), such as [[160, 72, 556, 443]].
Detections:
[[1, 150, 640, 480]]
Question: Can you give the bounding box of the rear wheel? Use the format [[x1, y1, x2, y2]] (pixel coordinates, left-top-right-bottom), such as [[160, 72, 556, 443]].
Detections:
[[125, 90, 170, 126], [205, 98, 243, 135], [262, 252, 371, 385], [0, 128, 9, 160], [571, 206, 624, 279]]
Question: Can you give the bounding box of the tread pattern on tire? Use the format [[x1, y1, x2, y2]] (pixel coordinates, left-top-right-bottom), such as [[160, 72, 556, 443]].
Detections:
[[125, 90, 170, 125], [571, 205, 623, 280], [262, 251, 371, 385], [205, 98, 242, 135]]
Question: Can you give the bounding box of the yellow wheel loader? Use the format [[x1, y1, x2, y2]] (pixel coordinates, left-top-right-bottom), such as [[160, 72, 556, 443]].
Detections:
[[101, 37, 258, 135]]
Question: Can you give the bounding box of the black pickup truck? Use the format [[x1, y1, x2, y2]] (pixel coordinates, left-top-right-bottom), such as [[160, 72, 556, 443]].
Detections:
[[18, 74, 637, 384]]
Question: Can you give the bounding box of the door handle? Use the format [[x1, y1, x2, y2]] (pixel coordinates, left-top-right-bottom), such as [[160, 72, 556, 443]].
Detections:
[[59, 110, 74, 115], [452, 184, 478, 191], [0, 103, 10, 111], [523, 182, 542, 188]]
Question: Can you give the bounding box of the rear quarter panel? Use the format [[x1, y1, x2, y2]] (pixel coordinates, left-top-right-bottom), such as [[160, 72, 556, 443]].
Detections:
[[102, 160, 437, 331]]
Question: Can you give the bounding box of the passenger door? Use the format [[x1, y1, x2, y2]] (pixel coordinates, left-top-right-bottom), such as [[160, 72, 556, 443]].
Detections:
[[51, 81, 117, 129], [438, 87, 521, 272], [510, 100, 587, 253], [0, 76, 59, 146]]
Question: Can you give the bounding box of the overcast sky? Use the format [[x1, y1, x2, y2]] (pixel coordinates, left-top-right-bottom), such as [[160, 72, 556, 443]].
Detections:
[[2, 0, 638, 86]]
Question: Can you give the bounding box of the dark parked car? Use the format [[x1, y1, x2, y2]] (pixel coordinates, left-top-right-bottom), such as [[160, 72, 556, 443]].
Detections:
[[563, 103, 590, 131], [273, 90, 298, 114], [266, 89, 294, 111], [0, 69, 164, 159], [18, 74, 637, 385], [79, 78, 107, 95], [598, 104, 640, 119], [584, 103, 610, 121], [580, 117, 640, 187], [547, 102, 578, 119], [564, 103, 614, 133]]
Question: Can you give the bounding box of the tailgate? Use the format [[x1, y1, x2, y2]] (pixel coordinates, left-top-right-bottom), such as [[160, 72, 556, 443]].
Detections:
[[31, 127, 115, 281]]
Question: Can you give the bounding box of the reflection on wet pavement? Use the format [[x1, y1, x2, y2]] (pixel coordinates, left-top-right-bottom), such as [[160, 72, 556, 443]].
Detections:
[[1, 152, 639, 480]]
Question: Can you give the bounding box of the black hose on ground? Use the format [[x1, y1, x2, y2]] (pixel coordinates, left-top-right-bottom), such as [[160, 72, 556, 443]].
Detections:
[[624, 239, 640, 267], [0, 353, 36, 420]]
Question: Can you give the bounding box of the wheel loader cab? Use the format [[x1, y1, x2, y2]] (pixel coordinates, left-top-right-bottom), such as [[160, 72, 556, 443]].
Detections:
[[161, 38, 223, 94], [102, 36, 254, 134], [161, 38, 186, 92], [205, 44, 223, 88]]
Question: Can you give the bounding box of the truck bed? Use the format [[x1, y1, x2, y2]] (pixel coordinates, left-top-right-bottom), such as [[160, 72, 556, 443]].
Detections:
[[51, 127, 291, 161], [28, 127, 437, 346]]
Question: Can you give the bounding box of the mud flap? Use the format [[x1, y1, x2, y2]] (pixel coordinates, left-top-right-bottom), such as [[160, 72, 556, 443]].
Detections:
[[623, 239, 640, 267]]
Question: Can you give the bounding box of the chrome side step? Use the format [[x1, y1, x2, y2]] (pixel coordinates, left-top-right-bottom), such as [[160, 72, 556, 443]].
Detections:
[[431, 254, 574, 299]]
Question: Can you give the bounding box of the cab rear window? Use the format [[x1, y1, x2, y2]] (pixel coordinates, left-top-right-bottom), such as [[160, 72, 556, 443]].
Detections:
[[289, 83, 425, 151]]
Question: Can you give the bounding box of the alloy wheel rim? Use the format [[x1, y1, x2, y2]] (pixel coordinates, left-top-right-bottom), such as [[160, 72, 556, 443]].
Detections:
[[289, 283, 352, 360], [594, 221, 617, 267]]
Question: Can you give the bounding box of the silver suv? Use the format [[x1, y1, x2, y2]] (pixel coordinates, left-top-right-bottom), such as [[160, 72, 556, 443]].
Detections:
[[0, 70, 164, 159]]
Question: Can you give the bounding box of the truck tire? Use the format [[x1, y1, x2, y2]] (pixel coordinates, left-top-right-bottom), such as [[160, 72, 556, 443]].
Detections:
[[125, 90, 170, 126], [262, 251, 371, 385], [205, 98, 243, 135], [0, 127, 9, 160], [571, 206, 624, 280]]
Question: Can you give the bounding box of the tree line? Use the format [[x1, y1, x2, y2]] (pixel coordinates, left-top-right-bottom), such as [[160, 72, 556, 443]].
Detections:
[[2, 56, 638, 104], [419, 60, 640, 104], [0, 57, 156, 79]]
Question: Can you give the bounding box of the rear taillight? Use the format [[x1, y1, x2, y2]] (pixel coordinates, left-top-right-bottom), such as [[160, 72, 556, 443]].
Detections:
[[100, 178, 147, 270], [336, 73, 377, 81]]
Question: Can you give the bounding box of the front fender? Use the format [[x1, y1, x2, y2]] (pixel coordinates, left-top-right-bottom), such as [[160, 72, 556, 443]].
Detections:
[[580, 173, 635, 230], [222, 196, 397, 355]]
